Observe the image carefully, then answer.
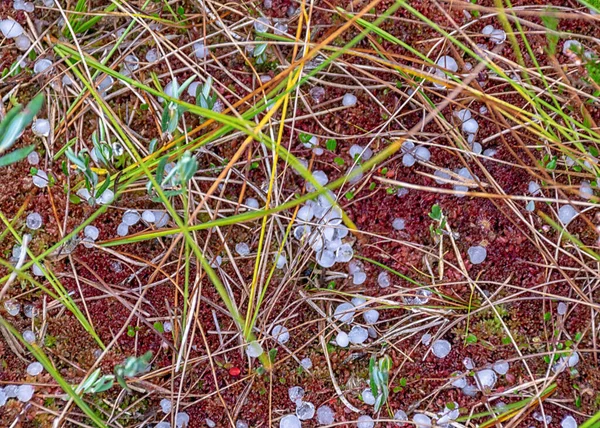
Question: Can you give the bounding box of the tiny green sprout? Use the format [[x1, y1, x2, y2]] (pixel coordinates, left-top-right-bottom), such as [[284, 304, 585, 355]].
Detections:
[[369, 354, 392, 412], [369, 182, 376, 191], [429, 204, 442, 221], [127, 326, 136, 337], [428, 204, 447, 236], [114, 351, 152, 390], [386, 187, 395, 194], [380, 167, 388, 175], [345, 191, 355, 200], [195, 76, 218, 117], [546, 156, 557, 170], [254, 43, 268, 64], [250, 161, 259, 170], [153, 322, 164, 333], [298, 132, 312, 144], [76, 368, 114, 395], [327, 280, 336, 289], [544, 312, 552, 322], [268, 348, 278, 363], [326, 138, 337, 151], [0, 93, 44, 168], [465, 333, 478, 344], [160, 76, 196, 134]]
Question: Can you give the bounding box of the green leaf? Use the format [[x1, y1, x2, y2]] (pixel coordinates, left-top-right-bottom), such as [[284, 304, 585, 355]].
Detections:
[[465, 333, 478, 344], [326, 138, 337, 151], [254, 43, 268, 57], [94, 174, 111, 199], [153, 322, 164, 333], [0, 93, 44, 155], [0, 144, 35, 167], [541, 10, 559, 55], [429, 204, 442, 220], [298, 132, 312, 144], [334, 157, 345, 166]]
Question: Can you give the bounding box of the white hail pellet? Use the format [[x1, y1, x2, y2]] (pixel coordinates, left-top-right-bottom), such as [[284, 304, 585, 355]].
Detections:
[[0, 19, 24, 38], [245, 341, 263, 358], [558, 204, 577, 225], [468, 245, 487, 264], [26, 362, 43, 376], [342, 93, 357, 107], [271, 325, 290, 344], [431, 339, 451, 358]]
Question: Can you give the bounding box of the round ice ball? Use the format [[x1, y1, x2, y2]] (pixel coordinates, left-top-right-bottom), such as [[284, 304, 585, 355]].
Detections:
[[468, 245, 487, 264], [334, 303, 355, 324], [558, 204, 577, 225], [271, 324, 290, 344], [335, 331, 349, 347], [431, 339, 451, 358], [436, 55, 458, 72], [0, 19, 24, 38], [357, 415, 374, 428], [342, 93, 357, 107], [26, 361, 43, 376]]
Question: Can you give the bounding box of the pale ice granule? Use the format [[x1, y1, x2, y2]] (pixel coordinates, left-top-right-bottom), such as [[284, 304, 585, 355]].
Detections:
[[271, 324, 290, 344], [342, 93, 357, 107], [558, 204, 577, 225], [474, 368, 497, 390], [392, 217, 405, 230], [348, 325, 368, 344], [363, 309, 379, 324], [493, 360, 509, 375], [296, 401, 315, 420], [413, 413, 432, 428], [333, 303, 355, 324], [26, 362, 43, 376], [335, 331, 349, 347], [357, 415, 374, 428], [26, 213, 42, 230], [557, 302, 567, 315], [377, 271, 391, 288], [361, 388, 376, 405], [300, 357, 312, 370], [431, 339, 451, 358], [17, 384, 34, 402], [468, 245, 487, 264], [175, 412, 189, 427], [316, 405, 335, 424], [288, 386, 304, 403], [280, 414, 301, 428], [245, 341, 263, 358], [23, 330, 35, 343], [235, 242, 250, 256], [159, 398, 172, 413], [117, 223, 129, 237]]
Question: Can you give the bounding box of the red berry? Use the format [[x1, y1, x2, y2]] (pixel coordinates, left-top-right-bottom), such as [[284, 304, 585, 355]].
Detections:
[[229, 367, 241, 377]]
